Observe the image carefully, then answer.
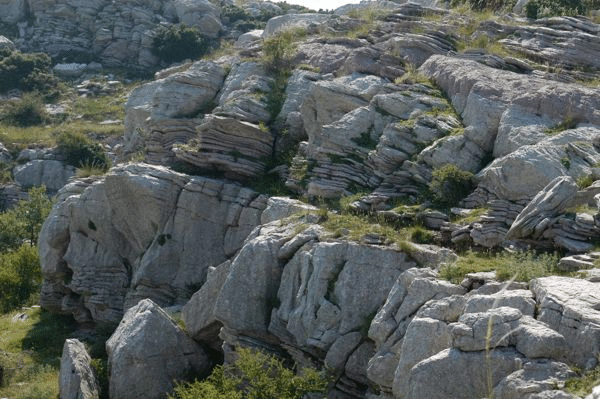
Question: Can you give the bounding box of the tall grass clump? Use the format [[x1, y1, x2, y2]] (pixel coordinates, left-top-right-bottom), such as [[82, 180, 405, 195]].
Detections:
[[439, 250, 560, 283], [1, 93, 48, 127]]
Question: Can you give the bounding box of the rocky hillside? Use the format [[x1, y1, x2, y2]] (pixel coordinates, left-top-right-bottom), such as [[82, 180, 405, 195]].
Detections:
[[1, 0, 599, 397]]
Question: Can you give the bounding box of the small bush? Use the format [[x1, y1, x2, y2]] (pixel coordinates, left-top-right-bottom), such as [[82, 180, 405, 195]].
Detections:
[[0, 244, 41, 313], [170, 347, 329, 399], [152, 24, 211, 64], [56, 131, 110, 170], [577, 174, 595, 188], [221, 5, 250, 23], [524, 0, 594, 18], [0, 186, 53, 252], [262, 29, 304, 73], [429, 164, 475, 208], [0, 49, 55, 93], [2, 93, 48, 127], [410, 226, 435, 244]]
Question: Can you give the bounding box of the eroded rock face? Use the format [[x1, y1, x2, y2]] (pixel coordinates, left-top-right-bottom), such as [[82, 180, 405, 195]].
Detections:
[[123, 60, 228, 158], [20, 0, 221, 68], [531, 277, 600, 369], [419, 55, 600, 177], [39, 163, 267, 324], [107, 299, 210, 399]]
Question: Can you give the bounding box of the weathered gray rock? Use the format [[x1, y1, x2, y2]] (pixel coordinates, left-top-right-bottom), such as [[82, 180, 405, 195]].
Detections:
[[173, 0, 222, 34], [419, 55, 600, 177], [478, 129, 600, 202], [334, 1, 401, 16], [406, 348, 524, 399], [18, 0, 220, 68], [463, 289, 536, 316], [213, 62, 273, 123], [123, 60, 227, 156], [0, 0, 26, 24], [107, 299, 210, 399], [501, 17, 600, 71], [182, 260, 231, 349], [587, 385, 600, 399], [493, 360, 576, 399], [391, 317, 452, 398], [39, 163, 267, 324], [300, 73, 389, 140], [260, 196, 317, 224], [53, 63, 88, 77], [531, 277, 600, 369], [262, 13, 331, 37], [13, 160, 76, 193], [60, 339, 99, 399], [558, 253, 600, 271], [367, 270, 465, 392], [173, 115, 274, 180], [507, 176, 579, 240]]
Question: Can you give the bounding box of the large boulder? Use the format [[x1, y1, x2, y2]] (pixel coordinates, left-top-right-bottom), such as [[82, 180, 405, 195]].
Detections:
[[13, 160, 76, 193], [107, 299, 210, 399], [531, 277, 600, 369], [477, 128, 600, 202], [173, 115, 274, 180], [60, 339, 100, 399], [405, 348, 524, 399], [506, 176, 579, 240], [39, 163, 267, 324], [172, 0, 222, 36]]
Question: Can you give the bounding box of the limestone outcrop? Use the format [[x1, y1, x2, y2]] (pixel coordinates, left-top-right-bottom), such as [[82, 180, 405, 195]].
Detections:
[[15, 0, 221, 68], [39, 163, 267, 324], [34, 4, 600, 399]]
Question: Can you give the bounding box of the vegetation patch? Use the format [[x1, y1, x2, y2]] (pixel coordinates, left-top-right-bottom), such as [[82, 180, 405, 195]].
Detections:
[[439, 250, 561, 283], [545, 116, 577, 135], [351, 131, 378, 150], [0, 307, 76, 398], [0, 49, 56, 93], [152, 24, 211, 64], [170, 347, 329, 399], [1, 93, 48, 127], [429, 164, 475, 209], [56, 131, 110, 171], [565, 365, 600, 397]]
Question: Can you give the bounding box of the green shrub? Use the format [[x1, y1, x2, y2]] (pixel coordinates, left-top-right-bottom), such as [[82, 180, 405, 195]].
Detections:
[[429, 164, 475, 208], [0, 244, 41, 313], [262, 29, 304, 73], [221, 5, 250, 23], [410, 226, 435, 244], [56, 131, 110, 170], [2, 93, 48, 127], [152, 24, 211, 64], [0, 49, 55, 93], [170, 347, 329, 399], [524, 0, 595, 18], [0, 186, 53, 251]]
